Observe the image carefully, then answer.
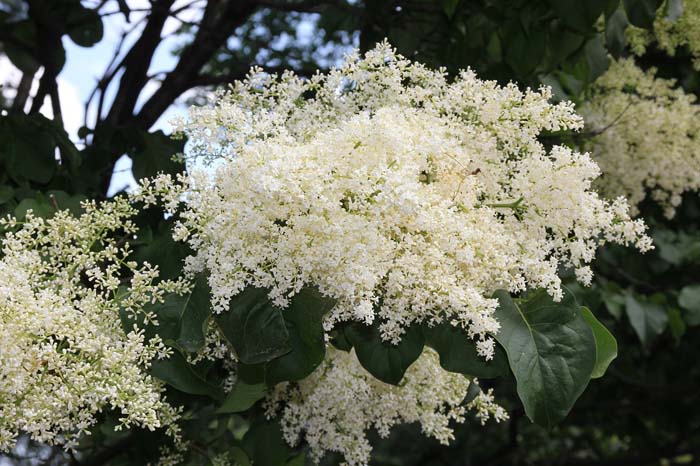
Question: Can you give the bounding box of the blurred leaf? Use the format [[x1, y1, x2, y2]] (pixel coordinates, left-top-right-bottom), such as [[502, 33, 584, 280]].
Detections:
[[625, 293, 669, 346], [624, 0, 663, 29], [14, 197, 51, 219], [505, 26, 547, 76], [441, 0, 460, 18], [131, 130, 185, 181], [66, 5, 104, 47], [584, 35, 610, 81], [606, 7, 629, 57], [548, 0, 609, 32], [3, 20, 40, 73], [667, 308, 686, 345], [243, 419, 291, 466], [1, 113, 57, 184], [217, 381, 267, 414], [678, 285, 700, 326], [0, 186, 13, 205]]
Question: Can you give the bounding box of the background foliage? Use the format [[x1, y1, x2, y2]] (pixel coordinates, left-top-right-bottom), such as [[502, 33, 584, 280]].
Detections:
[[0, 0, 699, 465]]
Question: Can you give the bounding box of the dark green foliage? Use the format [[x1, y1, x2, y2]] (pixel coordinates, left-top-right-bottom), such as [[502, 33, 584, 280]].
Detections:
[[215, 287, 292, 365], [2, 1, 700, 465], [494, 289, 596, 429], [423, 322, 509, 379], [344, 320, 425, 385], [265, 288, 336, 384]]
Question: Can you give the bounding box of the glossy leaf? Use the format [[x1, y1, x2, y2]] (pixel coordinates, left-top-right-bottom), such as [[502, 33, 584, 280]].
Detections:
[[345, 321, 424, 385], [150, 351, 224, 400], [493, 289, 596, 429], [214, 287, 291, 364], [265, 288, 336, 384], [423, 322, 508, 379], [176, 275, 212, 353]]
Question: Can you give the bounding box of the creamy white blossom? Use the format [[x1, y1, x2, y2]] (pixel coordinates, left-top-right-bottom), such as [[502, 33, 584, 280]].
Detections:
[[142, 42, 651, 355], [0, 198, 185, 451], [265, 347, 507, 466], [581, 58, 700, 218], [627, 0, 700, 69]]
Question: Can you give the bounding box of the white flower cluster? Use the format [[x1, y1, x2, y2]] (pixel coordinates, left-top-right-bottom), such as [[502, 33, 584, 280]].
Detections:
[[0, 199, 185, 451], [149, 42, 650, 358], [265, 347, 507, 466], [627, 0, 700, 69], [580, 58, 700, 218]]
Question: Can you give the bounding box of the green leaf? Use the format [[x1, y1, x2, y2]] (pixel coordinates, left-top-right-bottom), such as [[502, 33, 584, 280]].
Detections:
[[214, 287, 291, 365], [505, 26, 547, 76], [176, 275, 212, 353], [217, 381, 267, 414], [3, 20, 40, 73], [462, 379, 481, 405], [345, 320, 425, 385], [0, 186, 13, 205], [287, 453, 306, 466], [493, 289, 596, 429], [580, 307, 618, 379], [423, 322, 508, 378], [242, 419, 291, 466], [624, 0, 663, 29], [625, 293, 669, 345], [47, 190, 86, 216], [14, 197, 51, 219], [584, 35, 610, 81], [131, 130, 185, 181], [150, 351, 224, 400], [330, 328, 352, 352], [132, 221, 188, 281], [548, 29, 585, 65], [229, 447, 251, 466], [606, 7, 629, 57], [265, 288, 336, 384], [1, 114, 57, 184], [66, 6, 104, 47], [667, 308, 686, 345], [678, 285, 700, 326], [441, 0, 460, 18], [547, 0, 609, 32], [602, 288, 625, 320]]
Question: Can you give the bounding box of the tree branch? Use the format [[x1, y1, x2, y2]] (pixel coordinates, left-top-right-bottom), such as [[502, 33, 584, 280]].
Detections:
[[104, 0, 176, 126], [135, 0, 257, 128]]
